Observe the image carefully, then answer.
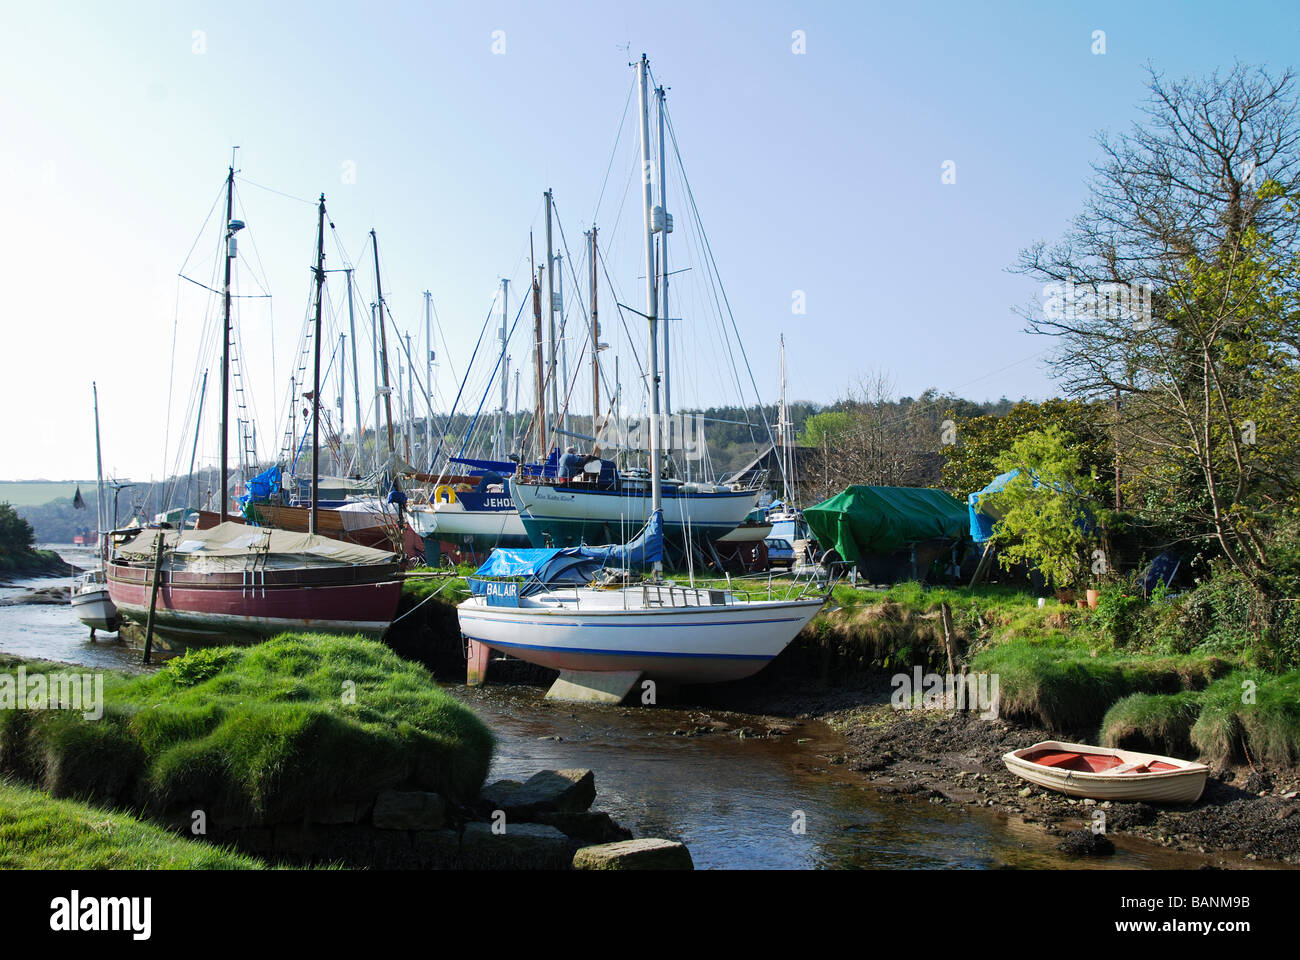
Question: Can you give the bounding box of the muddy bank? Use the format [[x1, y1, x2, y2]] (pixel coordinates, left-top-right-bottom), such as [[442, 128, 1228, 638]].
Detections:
[[690, 676, 1300, 866]]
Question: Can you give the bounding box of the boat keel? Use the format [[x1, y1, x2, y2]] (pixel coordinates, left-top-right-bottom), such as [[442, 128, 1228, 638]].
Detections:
[[545, 669, 645, 704]]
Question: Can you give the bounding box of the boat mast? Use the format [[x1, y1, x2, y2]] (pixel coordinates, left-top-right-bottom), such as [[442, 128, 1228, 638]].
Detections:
[[498, 278, 509, 459], [345, 269, 363, 476], [405, 332, 415, 461], [589, 226, 599, 425], [219, 164, 235, 522], [424, 290, 433, 470], [371, 302, 382, 473], [92, 381, 105, 568], [544, 190, 557, 454], [638, 53, 663, 560], [184, 369, 208, 517], [557, 252, 569, 438], [656, 82, 672, 439], [309, 194, 327, 535], [370, 229, 396, 462], [338, 333, 347, 475], [779, 333, 790, 503], [531, 234, 545, 462]]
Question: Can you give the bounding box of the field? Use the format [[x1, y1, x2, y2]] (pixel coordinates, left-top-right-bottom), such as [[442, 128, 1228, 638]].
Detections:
[[0, 481, 90, 507]]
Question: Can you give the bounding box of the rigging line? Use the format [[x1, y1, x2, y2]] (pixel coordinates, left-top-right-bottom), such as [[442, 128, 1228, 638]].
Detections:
[[231, 183, 274, 297], [663, 106, 783, 472], [176, 274, 272, 297], [427, 298, 501, 471], [235, 174, 316, 206], [177, 179, 227, 277], [550, 199, 617, 404], [593, 71, 639, 223], [454, 293, 531, 461], [595, 242, 645, 381]]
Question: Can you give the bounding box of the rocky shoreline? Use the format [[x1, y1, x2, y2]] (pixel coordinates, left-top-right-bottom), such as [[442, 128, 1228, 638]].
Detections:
[[690, 675, 1300, 867], [0, 549, 81, 584]]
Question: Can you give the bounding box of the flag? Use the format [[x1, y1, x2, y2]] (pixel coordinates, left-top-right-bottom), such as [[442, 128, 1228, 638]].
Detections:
[[73, 486, 86, 510]]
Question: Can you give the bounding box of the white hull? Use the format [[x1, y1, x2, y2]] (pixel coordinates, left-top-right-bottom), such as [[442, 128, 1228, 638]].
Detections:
[[407, 501, 529, 541], [716, 522, 772, 543], [70, 586, 117, 631], [458, 586, 823, 683], [512, 480, 761, 540], [1003, 740, 1209, 804]]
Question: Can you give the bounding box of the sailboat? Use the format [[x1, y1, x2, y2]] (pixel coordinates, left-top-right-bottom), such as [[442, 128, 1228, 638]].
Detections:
[[456, 56, 827, 701], [106, 172, 403, 648], [71, 382, 119, 636]]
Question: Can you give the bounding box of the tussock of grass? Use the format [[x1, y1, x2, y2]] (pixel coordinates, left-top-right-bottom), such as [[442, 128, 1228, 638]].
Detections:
[[0, 635, 494, 825], [0, 779, 263, 869], [1192, 671, 1300, 767], [1101, 691, 1204, 757]]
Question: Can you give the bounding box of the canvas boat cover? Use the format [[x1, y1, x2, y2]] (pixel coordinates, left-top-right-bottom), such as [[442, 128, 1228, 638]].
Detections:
[[804, 486, 968, 564], [113, 521, 399, 571], [469, 510, 663, 596], [967, 469, 1021, 543]]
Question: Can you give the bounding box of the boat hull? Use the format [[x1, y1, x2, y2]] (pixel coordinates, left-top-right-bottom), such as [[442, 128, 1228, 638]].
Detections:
[[70, 586, 118, 631], [407, 498, 530, 549], [458, 592, 823, 683], [106, 561, 402, 645], [1003, 740, 1209, 803], [512, 481, 761, 548]]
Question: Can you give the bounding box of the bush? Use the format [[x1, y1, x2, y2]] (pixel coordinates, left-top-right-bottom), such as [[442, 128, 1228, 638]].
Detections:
[[1093, 583, 1147, 648]]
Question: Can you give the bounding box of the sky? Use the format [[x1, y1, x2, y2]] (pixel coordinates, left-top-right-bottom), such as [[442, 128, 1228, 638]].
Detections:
[[1, 0, 1297, 482]]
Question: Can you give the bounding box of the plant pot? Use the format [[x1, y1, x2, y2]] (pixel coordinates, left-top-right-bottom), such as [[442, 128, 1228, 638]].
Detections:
[[1076, 598, 1088, 609], [1054, 588, 1075, 605], [1086, 589, 1101, 609]]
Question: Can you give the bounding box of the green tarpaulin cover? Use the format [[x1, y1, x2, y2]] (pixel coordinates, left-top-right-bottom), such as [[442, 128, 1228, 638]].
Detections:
[[804, 486, 968, 564]]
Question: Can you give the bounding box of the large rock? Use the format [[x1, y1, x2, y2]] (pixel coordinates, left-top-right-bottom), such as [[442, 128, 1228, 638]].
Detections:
[[460, 822, 571, 870], [479, 769, 596, 818], [373, 790, 446, 830], [572, 838, 694, 871], [534, 810, 634, 845]]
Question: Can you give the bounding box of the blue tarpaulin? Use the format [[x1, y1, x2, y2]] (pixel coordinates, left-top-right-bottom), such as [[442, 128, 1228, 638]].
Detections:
[[469, 510, 664, 596], [968, 469, 1021, 543]]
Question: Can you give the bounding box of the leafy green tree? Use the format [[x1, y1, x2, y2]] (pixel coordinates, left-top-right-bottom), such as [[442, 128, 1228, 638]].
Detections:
[[984, 426, 1105, 593], [0, 502, 35, 560]]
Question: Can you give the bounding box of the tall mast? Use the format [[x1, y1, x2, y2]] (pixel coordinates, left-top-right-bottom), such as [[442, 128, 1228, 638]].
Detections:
[[184, 370, 208, 515], [371, 303, 382, 473], [556, 252, 569, 437], [589, 226, 600, 424], [370, 229, 395, 462], [92, 382, 105, 568], [219, 164, 235, 522], [532, 256, 545, 463], [779, 333, 789, 502], [657, 82, 672, 430], [345, 269, 363, 477], [498, 278, 509, 459], [405, 332, 415, 462], [638, 53, 663, 539], [338, 333, 347, 475], [424, 290, 433, 470], [309, 194, 327, 535], [544, 189, 557, 453]]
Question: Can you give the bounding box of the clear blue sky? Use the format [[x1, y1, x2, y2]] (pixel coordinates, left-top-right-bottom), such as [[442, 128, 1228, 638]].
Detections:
[[2, 0, 1296, 480]]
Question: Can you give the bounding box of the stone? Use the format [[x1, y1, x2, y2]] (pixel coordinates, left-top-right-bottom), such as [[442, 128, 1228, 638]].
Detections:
[[534, 811, 634, 845], [373, 790, 446, 830], [460, 822, 571, 870], [573, 838, 694, 871], [1056, 830, 1115, 857], [479, 769, 596, 818]]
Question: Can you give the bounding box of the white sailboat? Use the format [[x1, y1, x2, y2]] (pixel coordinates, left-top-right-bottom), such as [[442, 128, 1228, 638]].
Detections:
[[456, 55, 827, 701], [71, 382, 118, 635]]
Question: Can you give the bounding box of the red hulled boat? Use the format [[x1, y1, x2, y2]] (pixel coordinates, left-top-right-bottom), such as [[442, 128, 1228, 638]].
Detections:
[[106, 523, 403, 647]]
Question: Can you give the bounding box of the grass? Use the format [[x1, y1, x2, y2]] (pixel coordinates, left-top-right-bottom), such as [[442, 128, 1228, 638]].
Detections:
[[1101, 690, 1204, 756], [0, 778, 263, 869], [0, 634, 495, 826], [1191, 670, 1300, 767]]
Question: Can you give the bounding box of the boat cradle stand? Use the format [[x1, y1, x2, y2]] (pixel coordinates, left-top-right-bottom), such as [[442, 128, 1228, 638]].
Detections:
[[545, 670, 645, 704]]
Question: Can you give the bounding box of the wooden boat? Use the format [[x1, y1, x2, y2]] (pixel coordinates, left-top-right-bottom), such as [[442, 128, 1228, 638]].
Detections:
[[1003, 740, 1209, 803]]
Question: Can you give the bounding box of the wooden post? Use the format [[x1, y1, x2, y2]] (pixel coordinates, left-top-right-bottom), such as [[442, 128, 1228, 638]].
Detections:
[[142, 532, 166, 664], [940, 601, 959, 680]]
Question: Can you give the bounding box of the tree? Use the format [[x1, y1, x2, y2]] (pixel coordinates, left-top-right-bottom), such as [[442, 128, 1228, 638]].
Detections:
[[984, 427, 1105, 593], [1016, 64, 1300, 586], [0, 502, 35, 560], [940, 398, 1112, 502]]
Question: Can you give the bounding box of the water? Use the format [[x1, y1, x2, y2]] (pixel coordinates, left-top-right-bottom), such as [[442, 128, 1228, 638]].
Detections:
[[0, 544, 148, 672], [1, 546, 1222, 868], [454, 684, 1216, 870]]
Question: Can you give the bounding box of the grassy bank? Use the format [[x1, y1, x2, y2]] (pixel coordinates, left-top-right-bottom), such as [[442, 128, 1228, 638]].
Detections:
[[0, 779, 263, 869], [0, 634, 495, 826]]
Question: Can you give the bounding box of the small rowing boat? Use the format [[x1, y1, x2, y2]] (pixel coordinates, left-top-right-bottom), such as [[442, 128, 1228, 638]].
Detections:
[[1002, 740, 1209, 804]]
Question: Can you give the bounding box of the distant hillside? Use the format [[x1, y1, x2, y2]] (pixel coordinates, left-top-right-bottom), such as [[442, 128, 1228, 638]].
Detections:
[[0, 481, 93, 507]]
